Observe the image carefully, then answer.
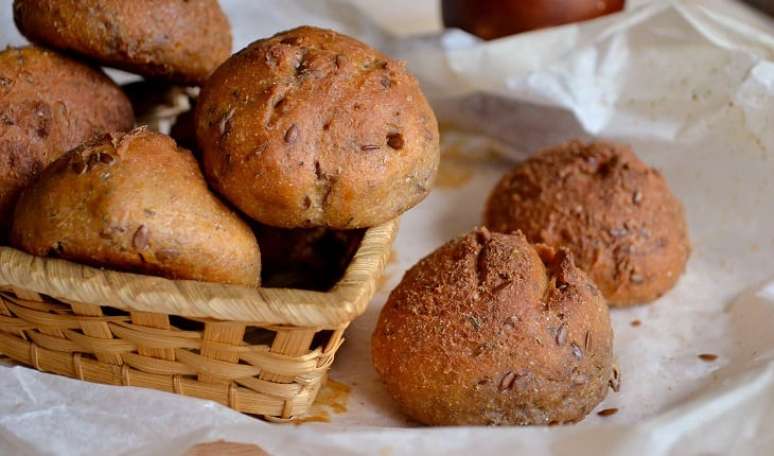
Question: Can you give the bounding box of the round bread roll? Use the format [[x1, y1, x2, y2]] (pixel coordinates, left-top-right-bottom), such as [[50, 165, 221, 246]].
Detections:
[[0, 45, 133, 239], [13, 0, 232, 85], [484, 141, 690, 306], [372, 228, 613, 426], [442, 0, 625, 40], [11, 128, 260, 286], [196, 26, 440, 229]]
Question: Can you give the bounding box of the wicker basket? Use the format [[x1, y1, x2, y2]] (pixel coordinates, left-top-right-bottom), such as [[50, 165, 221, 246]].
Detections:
[[0, 219, 397, 421]]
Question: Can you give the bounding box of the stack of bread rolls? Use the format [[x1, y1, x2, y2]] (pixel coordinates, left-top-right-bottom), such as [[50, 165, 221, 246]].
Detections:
[[2, 1, 440, 288], [3, 0, 691, 431]]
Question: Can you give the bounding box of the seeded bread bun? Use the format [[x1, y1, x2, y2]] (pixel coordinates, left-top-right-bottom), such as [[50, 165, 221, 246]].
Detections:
[[484, 141, 690, 306], [11, 128, 260, 286], [196, 26, 440, 229], [372, 228, 613, 426], [0, 46, 133, 240], [13, 0, 232, 85]]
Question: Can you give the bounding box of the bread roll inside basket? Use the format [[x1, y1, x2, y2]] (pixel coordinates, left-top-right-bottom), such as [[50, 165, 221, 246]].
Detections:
[[0, 219, 397, 421]]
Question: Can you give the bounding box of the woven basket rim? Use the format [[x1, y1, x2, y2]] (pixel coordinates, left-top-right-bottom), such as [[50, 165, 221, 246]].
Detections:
[[0, 219, 398, 328]]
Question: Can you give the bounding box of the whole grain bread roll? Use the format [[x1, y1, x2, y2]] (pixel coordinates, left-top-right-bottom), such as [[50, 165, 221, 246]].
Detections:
[[13, 0, 232, 85], [0, 45, 133, 240], [484, 141, 690, 306], [196, 26, 440, 229], [372, 228, 613, 426], [11, 128, 260, 286]]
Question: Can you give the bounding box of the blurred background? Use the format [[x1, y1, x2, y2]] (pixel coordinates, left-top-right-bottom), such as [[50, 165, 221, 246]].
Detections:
[[3, 0, 771, 51]]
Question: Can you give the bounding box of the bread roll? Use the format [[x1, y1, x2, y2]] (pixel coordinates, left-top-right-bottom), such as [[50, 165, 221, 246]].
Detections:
[[196, 26, 440, 229], [0, 45, 133, 239], [11, 128, 260, 286], [13, 0, 232, 85], [485, 141, 690, 306], [372, 228, 613, 425]]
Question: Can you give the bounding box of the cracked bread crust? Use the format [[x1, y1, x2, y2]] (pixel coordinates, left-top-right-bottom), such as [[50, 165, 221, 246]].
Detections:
[[372, 227, 613, 426], [484, 141, 690, 306], [195, 26, 440, 229], [10, 128, 261, 286]]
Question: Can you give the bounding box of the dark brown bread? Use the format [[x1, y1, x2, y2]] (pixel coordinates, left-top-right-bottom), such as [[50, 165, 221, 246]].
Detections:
[[372, 228, 613, 426], [170, 101, 198, 155], [196, 26, 440, 229], [0, 46, 133, 239], [13, 0, 232, 85], [484, 141, 690, 306], [254, 224, 364, 290], [442, 0, 625, 40], [11, 128, 260, 286]]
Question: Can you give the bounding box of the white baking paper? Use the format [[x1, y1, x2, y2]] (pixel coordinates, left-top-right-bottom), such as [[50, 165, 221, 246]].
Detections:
[[1, 0, 774, 454]]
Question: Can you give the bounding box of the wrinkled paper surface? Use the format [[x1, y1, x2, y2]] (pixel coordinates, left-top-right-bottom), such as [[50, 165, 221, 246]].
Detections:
[[1, 0, 774, 454]]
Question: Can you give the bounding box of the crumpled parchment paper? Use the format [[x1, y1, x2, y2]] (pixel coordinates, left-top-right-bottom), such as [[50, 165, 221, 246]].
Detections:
[[1, 0, 773, 454]]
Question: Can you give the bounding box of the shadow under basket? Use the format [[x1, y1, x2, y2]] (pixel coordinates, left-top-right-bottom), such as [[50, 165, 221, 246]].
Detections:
[[0, 219, 398, 421]]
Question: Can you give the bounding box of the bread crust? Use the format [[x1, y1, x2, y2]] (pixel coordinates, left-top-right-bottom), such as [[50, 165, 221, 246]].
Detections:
[[372, 228, 613, 426], [13, 0, 232, 85], [196, 26, 440, 229], [0, 46, 133, 239], [11, 128, 260, 286], [484, 141, 690, 306]]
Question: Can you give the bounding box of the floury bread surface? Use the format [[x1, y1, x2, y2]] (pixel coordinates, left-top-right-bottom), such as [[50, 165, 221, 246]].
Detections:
[[485, 141, 690, 306], [372, 228, 613, 426]]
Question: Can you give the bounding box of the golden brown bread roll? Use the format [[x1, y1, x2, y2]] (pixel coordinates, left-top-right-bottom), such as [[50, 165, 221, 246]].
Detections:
[[372, 228, 613, 426], [11, 128, 260, 286], [196, 26, 440, 229], [0, 45, 133, 240], [484, 141, 690, 306], [13, 0, 232, 85], [442, 0, 625, 40]]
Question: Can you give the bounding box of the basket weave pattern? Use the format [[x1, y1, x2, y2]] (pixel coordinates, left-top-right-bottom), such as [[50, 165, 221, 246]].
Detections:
[[0, 220, 397, 420]]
